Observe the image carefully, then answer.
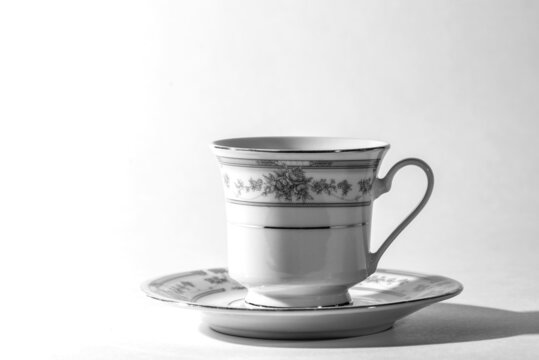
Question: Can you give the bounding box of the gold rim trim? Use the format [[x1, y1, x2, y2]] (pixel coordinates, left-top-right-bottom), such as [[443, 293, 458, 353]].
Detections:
[[227, 222, 368, 230]]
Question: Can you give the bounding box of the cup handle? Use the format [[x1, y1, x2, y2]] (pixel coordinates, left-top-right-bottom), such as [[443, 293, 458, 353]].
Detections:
[[367, 158, 434, 275]]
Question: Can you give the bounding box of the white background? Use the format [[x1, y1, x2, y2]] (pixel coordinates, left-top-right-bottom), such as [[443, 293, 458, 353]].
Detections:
[[1, 1, 538, 359]]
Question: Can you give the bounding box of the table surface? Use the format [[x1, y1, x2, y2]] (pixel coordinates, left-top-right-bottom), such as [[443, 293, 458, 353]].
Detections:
[[21, 262, 537, 360]]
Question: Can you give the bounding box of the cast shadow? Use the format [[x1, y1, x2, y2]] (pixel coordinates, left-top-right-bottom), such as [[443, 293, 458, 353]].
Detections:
[[199, 303, 539, 348]]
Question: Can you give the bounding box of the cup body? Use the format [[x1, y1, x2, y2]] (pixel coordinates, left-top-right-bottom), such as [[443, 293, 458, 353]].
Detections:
[[212, 137, 389, 307]]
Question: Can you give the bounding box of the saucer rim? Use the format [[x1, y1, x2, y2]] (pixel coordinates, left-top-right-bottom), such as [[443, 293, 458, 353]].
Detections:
[[141, 268, 463, 313]]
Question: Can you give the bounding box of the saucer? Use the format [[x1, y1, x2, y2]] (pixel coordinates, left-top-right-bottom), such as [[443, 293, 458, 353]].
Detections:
[[142, 268, 463, 340]]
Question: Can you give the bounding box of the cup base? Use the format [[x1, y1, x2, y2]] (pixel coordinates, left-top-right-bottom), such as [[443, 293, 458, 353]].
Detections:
[[244, 286, 352, 308]]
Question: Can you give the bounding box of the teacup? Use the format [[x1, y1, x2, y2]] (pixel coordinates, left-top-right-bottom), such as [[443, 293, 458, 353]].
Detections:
[[211, 137, 433, 308]]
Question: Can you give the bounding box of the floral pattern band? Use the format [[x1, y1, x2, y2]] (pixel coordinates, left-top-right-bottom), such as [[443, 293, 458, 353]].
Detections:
[[219, 159, 377, 206]]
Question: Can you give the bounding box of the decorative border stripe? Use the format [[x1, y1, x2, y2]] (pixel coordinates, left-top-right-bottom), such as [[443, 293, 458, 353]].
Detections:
[[228, 222, 368, 230], [150, 270, 207, 287], [217, 156, 380, 169], [227, 199, 372, 208], [191, 288, 226, 302], [350, 287, 405, 298]]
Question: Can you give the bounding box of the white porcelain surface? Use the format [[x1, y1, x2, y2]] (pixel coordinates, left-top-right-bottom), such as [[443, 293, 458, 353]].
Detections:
[[212, 137, 434, 307], [142, 268, 463, 340]]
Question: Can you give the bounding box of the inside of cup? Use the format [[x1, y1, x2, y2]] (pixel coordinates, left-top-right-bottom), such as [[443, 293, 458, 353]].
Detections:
[[213, 137, 389, 152]]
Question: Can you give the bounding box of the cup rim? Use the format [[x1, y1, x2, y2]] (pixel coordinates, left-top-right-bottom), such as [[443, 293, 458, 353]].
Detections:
[[212, 136, 390, 153]]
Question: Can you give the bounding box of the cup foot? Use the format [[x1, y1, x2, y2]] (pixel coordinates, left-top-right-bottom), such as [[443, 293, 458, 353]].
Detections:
[[244, 286, 352, 308]]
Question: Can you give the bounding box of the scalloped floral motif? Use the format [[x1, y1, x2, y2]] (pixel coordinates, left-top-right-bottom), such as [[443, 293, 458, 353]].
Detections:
[[204, 275, 229, 285], [361, 274, 409, 286], [225, 162, 372, 202]]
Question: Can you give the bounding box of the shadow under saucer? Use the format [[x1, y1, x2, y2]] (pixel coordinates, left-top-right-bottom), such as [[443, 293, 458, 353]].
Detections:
[[199, 303, 539, 348]]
